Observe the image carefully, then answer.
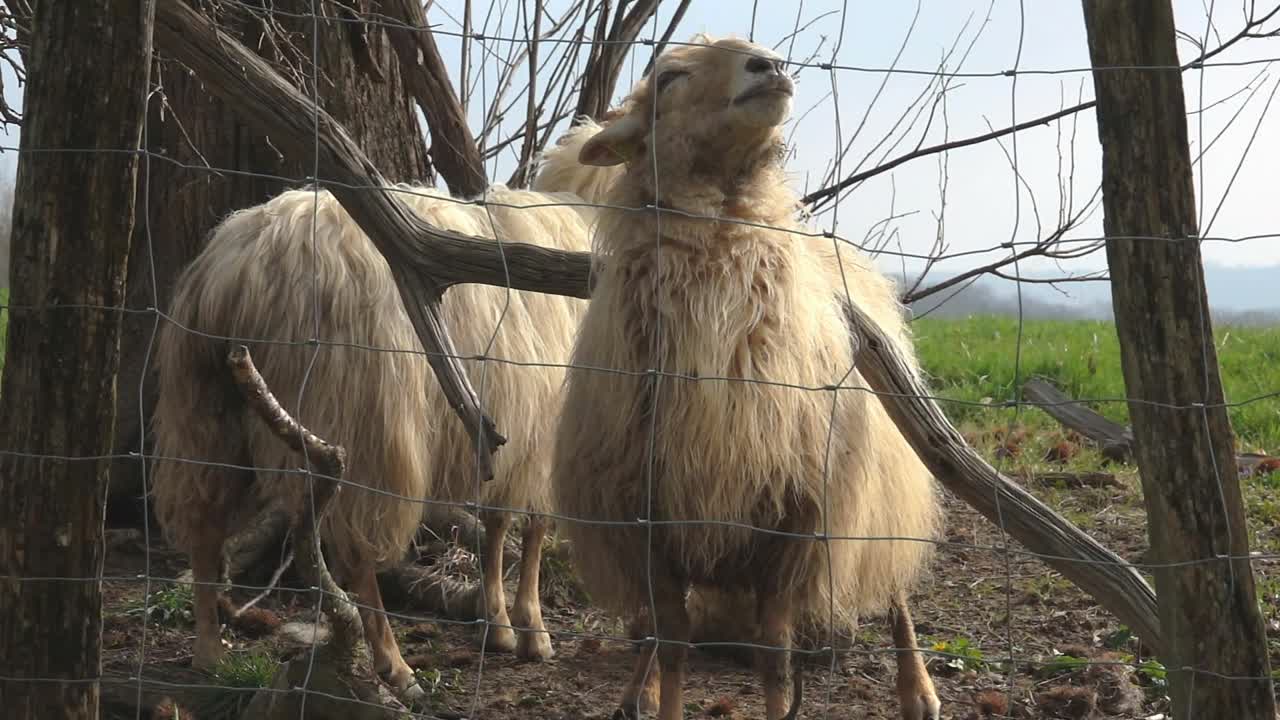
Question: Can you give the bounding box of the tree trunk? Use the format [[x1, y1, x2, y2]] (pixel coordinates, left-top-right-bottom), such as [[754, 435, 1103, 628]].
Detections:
[[108, 0, 431, 525], [1081, 2, 1276, 717], [0, 1, 155, 717]]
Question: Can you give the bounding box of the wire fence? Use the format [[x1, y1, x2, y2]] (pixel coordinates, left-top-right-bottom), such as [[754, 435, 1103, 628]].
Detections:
[[1, 1, 1279, 719]]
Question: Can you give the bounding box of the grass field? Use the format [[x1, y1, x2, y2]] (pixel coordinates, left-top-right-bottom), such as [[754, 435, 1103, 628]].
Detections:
[[912, 314, 1280, 454], [0, 298, 1275, 451]]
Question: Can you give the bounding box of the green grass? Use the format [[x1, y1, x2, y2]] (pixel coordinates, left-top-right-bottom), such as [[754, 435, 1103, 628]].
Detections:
[[912, 314, 1280, 453], [210, 652, 278, 688]]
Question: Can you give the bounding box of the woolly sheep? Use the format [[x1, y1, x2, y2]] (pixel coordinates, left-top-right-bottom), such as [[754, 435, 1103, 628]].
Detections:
[[549, 35, 943, 720], [151, 179, 591, 695]]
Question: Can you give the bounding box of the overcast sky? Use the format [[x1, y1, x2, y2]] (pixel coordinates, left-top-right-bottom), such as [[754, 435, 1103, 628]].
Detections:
[[2, 1, 1276, 290]]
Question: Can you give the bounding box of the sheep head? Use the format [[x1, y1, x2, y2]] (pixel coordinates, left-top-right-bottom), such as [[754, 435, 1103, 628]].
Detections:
[[579, 35, 793, 184]]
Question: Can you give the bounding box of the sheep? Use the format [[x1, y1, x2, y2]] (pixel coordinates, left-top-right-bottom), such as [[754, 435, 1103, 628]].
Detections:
[[548, 35, 943, 720], [150, 178, 592, 695]]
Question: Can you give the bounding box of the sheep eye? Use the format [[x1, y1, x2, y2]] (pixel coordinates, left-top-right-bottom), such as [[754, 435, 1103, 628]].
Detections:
[[655, 70, 688, 93]]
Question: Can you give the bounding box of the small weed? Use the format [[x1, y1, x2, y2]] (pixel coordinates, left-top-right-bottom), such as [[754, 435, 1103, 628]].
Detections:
[[191, 653, 277, 720], [211, 652, 277, 688], [1133, 658, 1168, 693], [1038, 652, 1091, 677], [929, 636, 987, 673], [415, 666, 465, 700], [125, 583, 194, 627], [1101, 626, 1135, 651]]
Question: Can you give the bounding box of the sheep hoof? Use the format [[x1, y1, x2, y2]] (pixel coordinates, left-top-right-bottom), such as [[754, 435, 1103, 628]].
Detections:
[[515, 627, 555, 662], [398, 678, 428, 705], [478, 623, 518, 653], [382, 660, 419, 697], [900, 689, 941, 720]]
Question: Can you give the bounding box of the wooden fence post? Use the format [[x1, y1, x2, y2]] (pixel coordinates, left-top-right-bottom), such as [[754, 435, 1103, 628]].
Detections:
[[1081, 1, 1275, 716], [0, 1, 156, 717]]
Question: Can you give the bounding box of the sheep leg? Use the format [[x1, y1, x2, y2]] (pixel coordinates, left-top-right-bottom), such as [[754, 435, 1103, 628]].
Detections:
[[475, 509, 517, 653], [652, 580, 692, 720], [510, 513, 554, 660], [344, 562, 417, 696], [756, 589, 797, 720], [889, 591, 940, 720], [613, 612, 661, 719], [190, 521, 228, 671]]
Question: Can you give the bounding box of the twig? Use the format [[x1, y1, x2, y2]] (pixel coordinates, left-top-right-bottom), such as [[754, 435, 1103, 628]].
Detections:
[[227, 344, 410, 717], [801, 3, 1280, 212], [574, 0, 662, 120], [508, 0, 543, 188], [641, 0, 694, 77]]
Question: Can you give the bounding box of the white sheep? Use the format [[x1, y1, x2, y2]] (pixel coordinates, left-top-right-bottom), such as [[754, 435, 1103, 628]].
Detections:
[[151, 178, 591, 695], [549, 35, 943, 720]]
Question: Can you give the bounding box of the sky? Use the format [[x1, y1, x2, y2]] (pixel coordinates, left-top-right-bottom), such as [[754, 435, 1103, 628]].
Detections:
[[423, 0, 1280, 298], [1, 1, 1277, 303]]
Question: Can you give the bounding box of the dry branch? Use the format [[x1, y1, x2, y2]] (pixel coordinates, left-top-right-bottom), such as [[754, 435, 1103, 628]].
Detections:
[[380, 0, 488, 196], [800, 3, 1280, 214], [841, 299, 1163, 652], [226, 344, 409, 719], [155, 0, 598, 483], [574, 0, 662, 121], [153, 0, 1164, 653]]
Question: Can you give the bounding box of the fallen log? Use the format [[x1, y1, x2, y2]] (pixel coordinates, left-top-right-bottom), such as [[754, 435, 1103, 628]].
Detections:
[[1025, 378, 1278, 479], [1023, 378, 1134, 463]]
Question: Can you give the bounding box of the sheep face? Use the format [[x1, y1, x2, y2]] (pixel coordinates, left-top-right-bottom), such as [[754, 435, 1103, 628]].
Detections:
[[578, 36, 793, 169]]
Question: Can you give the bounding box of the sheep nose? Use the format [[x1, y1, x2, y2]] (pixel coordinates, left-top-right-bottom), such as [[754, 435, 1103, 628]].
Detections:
[[745, 55, 782, 75]]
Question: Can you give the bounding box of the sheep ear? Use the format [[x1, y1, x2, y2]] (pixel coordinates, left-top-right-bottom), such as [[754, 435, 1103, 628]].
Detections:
[[578, 113, 647, 167]]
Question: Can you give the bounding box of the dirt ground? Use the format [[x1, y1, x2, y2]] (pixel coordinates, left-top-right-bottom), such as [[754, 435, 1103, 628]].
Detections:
[[97, 437, 1280, 720]]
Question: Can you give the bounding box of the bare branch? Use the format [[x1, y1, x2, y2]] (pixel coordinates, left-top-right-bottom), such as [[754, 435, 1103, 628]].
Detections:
[[155, 0, 545, 481], [228, 344, 411, 717], [642, 0, 695, 77], [507, 0, 543, 188], [801, 5, 1280, 212], [900, 203, 1098, 307], [575, 0, 662, 121], [381, 0, 488, 196], [839, 299, 1163, 654]]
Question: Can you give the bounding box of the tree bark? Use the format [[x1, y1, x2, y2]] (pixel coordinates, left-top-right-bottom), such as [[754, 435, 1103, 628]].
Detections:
[[381, 0, 487, 197], [0, 1, 155, 717], [108, 0, 432, 525], [1081, 2, 1276, 716]]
